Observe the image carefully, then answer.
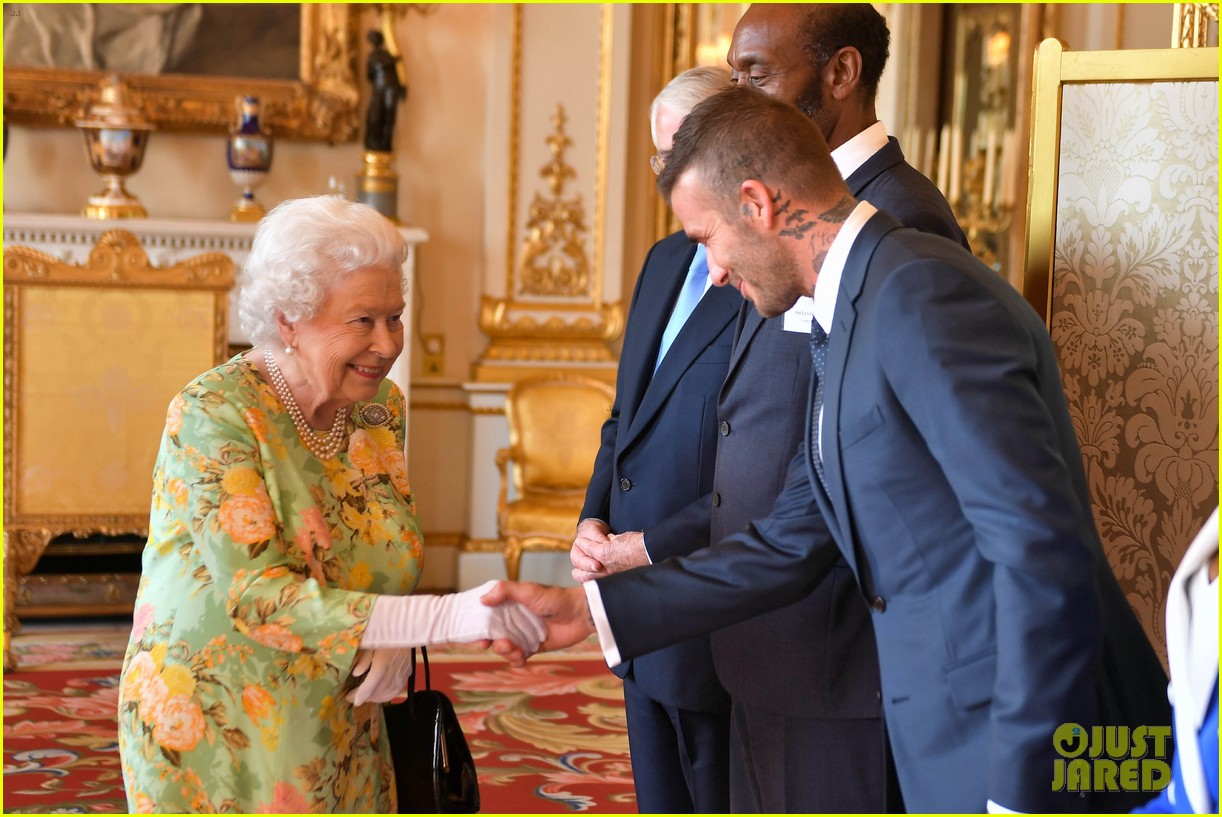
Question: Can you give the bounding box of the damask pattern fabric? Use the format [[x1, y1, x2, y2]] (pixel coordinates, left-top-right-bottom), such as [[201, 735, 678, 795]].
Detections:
[[117, 355, 424, 813], [1052, 81, 1218, 663]]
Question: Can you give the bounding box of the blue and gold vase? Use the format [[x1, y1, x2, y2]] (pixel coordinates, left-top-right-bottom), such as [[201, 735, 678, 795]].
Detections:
[[227, 96, 274, 222]]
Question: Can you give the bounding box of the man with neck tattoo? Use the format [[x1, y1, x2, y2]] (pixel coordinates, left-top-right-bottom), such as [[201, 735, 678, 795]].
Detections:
[[486, 86, 1170, 814], [571, 4, 964, 811]]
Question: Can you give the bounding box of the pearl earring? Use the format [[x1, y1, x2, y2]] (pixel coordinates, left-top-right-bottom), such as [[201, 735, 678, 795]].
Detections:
[[284, 345, 295, 356]]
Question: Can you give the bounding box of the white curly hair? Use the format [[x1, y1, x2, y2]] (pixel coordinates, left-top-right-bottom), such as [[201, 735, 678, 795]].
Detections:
[[238, 196, 408, 348]]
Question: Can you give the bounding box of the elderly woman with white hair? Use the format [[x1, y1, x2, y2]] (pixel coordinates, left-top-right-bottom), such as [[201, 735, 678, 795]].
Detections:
[[117, 197, 544, 813]]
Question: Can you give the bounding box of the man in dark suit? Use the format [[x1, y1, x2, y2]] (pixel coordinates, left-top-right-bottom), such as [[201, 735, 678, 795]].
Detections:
[[486, 86, 1170, 813], [573, 5, 967, 811], [572, 66, 740, 812]]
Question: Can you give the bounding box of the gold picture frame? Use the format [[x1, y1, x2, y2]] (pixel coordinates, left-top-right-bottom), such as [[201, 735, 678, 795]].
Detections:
[[3, 4, 360, 143]]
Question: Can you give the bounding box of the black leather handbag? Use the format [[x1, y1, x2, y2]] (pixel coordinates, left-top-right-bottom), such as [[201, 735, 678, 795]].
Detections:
[[382, 647, 481, 813]]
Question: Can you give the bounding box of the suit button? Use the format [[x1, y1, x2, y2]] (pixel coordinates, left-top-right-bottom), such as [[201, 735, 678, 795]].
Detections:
[[870, 596, 886, 613], [619, 477, 632, 491], [719, 420, 731, 436], [711, 492, 722, 507]]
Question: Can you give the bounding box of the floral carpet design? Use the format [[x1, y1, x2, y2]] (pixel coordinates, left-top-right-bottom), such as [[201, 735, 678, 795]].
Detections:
[[3, 627, 635, 813]]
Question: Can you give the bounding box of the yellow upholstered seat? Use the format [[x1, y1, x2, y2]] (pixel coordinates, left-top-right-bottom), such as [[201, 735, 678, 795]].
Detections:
[[496, 374, 614, 581]]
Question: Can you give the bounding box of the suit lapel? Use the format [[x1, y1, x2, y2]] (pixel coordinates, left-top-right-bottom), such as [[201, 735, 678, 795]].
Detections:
[[622, 283, 741, 451], [820, 211, 903, 555], [723, 303, 766, 388], [617, 235, 695, 429]]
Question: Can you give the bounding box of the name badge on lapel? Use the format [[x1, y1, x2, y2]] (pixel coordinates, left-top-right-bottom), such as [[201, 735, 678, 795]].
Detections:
[[783, 296, 815, 334]]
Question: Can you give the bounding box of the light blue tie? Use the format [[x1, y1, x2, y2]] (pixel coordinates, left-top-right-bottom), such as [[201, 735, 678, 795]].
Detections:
[[655, 245, 709, 373]]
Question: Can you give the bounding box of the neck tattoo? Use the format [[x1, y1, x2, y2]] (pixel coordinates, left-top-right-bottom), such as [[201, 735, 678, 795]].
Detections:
[[263, 348, 349, 460]]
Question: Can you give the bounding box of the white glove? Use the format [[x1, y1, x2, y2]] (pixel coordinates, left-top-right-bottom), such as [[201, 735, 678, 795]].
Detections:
[[360, 580, 547, 656], [346, 647, 413, 706]]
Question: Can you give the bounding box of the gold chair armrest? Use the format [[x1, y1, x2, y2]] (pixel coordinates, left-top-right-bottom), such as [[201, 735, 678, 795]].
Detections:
[[495, 447, 511, 526]]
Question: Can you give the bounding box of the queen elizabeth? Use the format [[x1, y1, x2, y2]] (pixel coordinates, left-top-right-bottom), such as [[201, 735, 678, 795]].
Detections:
[[116, 196, 543, 812]]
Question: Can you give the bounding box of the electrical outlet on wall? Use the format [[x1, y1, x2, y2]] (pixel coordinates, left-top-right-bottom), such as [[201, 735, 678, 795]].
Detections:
[[422, 334, 445, 376]]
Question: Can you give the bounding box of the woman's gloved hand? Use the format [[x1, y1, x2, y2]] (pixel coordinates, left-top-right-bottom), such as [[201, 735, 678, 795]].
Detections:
[[359, 580, 547, 656], [346, 647, 413, 706]]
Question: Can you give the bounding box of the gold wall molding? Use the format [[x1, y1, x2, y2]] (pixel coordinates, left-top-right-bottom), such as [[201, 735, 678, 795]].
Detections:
[[518, 104, 592, 297], [463, 537, 506, 554], [421, 531, 467, 549], [1173, 3, 1220, 46], [475, 5, 622, 383], [410, 401, 473, 413], [409, 400, 506, 415]]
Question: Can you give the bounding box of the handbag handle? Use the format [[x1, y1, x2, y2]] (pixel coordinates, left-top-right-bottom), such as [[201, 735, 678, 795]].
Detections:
[[407, 646, 432, 696]]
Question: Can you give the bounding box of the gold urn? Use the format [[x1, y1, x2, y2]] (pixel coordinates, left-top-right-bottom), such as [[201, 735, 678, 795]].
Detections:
[[75, 75, 155, 219]]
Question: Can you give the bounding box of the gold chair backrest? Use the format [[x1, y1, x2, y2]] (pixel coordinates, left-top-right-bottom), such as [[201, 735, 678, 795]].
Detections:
[[1022, 40, 1218, 666], [3, 230, 234, 537], [504, 375, 614, 497]]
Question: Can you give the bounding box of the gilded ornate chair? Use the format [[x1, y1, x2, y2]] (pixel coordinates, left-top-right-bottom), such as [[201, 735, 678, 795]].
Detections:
[[496, 374, 614, 581], [1022, 39, 1218, 667], [3, 230, 233, 669]]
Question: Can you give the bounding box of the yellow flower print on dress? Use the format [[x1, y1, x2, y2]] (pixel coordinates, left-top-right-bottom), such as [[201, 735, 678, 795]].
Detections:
[[119, 357, 418, 811], [347, 561, 373, 591], [249, 623, 304, 653], [260, 781, 312, 813], [244, 406, 270, 444], [122, 650, 158, 702], [366, 425, 396, 454], [160, 663, 197, 698], [348, 428, 381, 473], [218, 492, 276, 545], [167, 477, 189, 508], [222, 466, 264, 496], [295, 505, 333, 583], [242, 684, 276, 722], [166, 394, 187, 436], [152, 693, 207, 753], [382, 449, 412, 499]]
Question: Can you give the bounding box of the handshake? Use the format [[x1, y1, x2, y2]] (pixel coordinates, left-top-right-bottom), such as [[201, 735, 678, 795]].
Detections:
[[346, 580, 594, 705]]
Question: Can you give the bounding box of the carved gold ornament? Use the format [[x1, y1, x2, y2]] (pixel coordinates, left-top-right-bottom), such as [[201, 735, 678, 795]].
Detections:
[[518, 104, 592, 298]]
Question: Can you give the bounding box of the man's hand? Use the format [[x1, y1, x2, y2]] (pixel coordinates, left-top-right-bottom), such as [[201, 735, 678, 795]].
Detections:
[[480, 582, 593, 667], [572, 529, 649, 582], [571, 518, 611, 582]]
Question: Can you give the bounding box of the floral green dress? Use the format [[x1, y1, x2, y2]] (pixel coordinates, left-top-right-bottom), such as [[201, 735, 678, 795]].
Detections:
[[117, 355, 423, 813]]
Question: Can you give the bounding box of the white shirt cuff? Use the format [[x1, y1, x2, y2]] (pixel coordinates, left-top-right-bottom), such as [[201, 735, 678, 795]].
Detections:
[[986, 798, 1023, 813], [582, 580, 623, 668]]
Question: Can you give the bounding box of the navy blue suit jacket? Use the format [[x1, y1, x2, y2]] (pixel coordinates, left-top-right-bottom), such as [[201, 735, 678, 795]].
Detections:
[[595, 211, 1168, 812], [699, 136, 969, 718], [580, 229, 741, 711]]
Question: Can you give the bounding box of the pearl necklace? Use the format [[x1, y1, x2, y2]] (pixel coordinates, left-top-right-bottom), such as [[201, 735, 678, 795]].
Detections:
[[263, 348, 349, 460]]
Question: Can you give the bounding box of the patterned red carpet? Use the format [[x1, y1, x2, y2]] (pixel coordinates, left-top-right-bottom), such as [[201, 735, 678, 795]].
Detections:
[[3, 626, 635, 814]]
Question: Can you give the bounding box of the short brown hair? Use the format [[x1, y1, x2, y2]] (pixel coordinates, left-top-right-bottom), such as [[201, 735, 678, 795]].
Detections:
[[656, 85, 848, 213]]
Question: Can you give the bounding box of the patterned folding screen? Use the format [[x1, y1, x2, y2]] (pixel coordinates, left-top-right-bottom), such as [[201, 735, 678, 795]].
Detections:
[[1024, 40, 1219, 667]]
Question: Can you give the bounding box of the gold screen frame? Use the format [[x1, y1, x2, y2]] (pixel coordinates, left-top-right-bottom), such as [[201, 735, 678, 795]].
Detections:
[[1021, 38, 1218, 664]]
